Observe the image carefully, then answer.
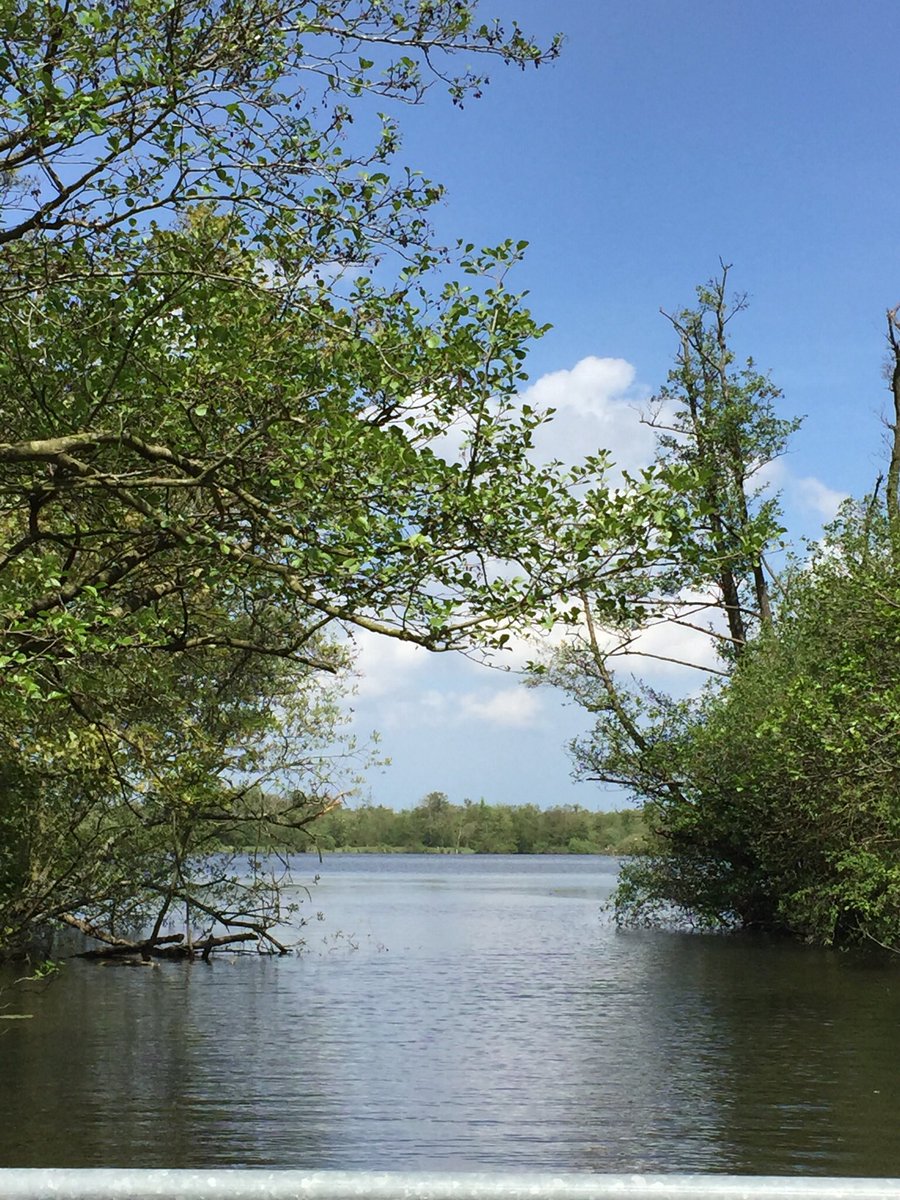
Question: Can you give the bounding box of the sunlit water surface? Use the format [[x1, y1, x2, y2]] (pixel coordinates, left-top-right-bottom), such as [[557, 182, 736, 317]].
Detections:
[[1, 854, 899, 1173]]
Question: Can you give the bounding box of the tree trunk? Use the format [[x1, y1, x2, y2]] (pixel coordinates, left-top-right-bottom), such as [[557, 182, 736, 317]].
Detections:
[[886, 307, 900, 555]]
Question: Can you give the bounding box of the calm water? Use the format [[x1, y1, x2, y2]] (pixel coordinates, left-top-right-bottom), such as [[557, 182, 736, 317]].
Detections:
[[1, 854, 899, 1173]]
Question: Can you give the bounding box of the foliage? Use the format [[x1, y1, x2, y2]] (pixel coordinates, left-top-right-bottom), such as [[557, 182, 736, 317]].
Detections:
[[535, 272, 798, 801], [0, 0, 560, 261], [540, 277, 900, 951], [0, 211, 674, 955], [532, 272, 891, 948], [641, 267, 800, 646], [616, 506, 900, 947], [0, 625, 363, 955], [0, 2, 691, 957]]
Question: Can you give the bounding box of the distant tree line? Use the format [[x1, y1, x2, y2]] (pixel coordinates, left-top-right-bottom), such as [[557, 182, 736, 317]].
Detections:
[[286, 793, 647, 855]]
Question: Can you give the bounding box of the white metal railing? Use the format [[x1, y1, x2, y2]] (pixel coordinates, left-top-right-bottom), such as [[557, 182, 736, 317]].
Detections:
[[0, 1173, 899, 1200]]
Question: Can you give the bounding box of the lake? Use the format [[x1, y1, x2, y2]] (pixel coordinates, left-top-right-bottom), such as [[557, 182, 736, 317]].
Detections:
[[1, 854, 898, 1174]]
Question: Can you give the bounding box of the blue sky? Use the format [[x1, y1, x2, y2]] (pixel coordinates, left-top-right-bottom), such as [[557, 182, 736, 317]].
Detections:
[[346, 1, 900, 812]]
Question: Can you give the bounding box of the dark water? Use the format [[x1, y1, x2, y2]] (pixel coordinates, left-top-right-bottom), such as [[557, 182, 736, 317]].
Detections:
[[1, 854, 899, 1173]]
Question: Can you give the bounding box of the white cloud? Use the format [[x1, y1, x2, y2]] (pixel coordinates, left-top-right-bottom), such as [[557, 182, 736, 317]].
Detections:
[[412, 683, 543, 729], [520, 355, 657, 478], [349, 629, 429, 699], [525, 356, 637, 418], [609, 613, 724, 686], [523, 358, 847, 524], [355, 675, 543, 731], [458, 688, 542, 728], [753, 457, 847, 524], [383, 357, 657, 485], [792, 475, 848, 520]]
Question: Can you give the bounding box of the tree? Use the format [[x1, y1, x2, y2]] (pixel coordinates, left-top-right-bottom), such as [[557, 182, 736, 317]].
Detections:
[[409, 791, 453, 848], [534, 270, 798, 810], [615, 505, 900, 946], [0, 2, 707, 957], [884, 305, 900, 549], [300, 797, 646, 854], [542, 282, 900, 950], [644, 266, 799, 647], [0, 1, 570, 956], [0, 220, 576, 686], [0, 582, 367, 957], [0, 1, 560, 261], [1, 3, 690, 958], [465, 798, 515, 853]]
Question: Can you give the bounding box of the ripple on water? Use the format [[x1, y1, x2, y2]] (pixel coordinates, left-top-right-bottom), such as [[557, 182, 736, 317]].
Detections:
[[1, 854, 898, 1173]]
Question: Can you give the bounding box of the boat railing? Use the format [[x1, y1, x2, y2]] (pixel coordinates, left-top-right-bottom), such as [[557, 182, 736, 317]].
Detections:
[[1, 1172, 899, 1200]]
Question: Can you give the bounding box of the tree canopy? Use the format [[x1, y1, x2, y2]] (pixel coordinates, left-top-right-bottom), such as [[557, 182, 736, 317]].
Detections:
[[0, 0, 559, 257], [0, 2, 686, 958]]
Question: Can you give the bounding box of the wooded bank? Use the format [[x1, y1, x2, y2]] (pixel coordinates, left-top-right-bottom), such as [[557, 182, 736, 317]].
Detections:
[[281, 797, 647, 857]]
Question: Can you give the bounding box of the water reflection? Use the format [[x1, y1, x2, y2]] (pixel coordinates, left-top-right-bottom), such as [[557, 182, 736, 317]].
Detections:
[[1, 960, 336, 1166], [1, 855, 898, 1173], [647, 934, 900, 1175]]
